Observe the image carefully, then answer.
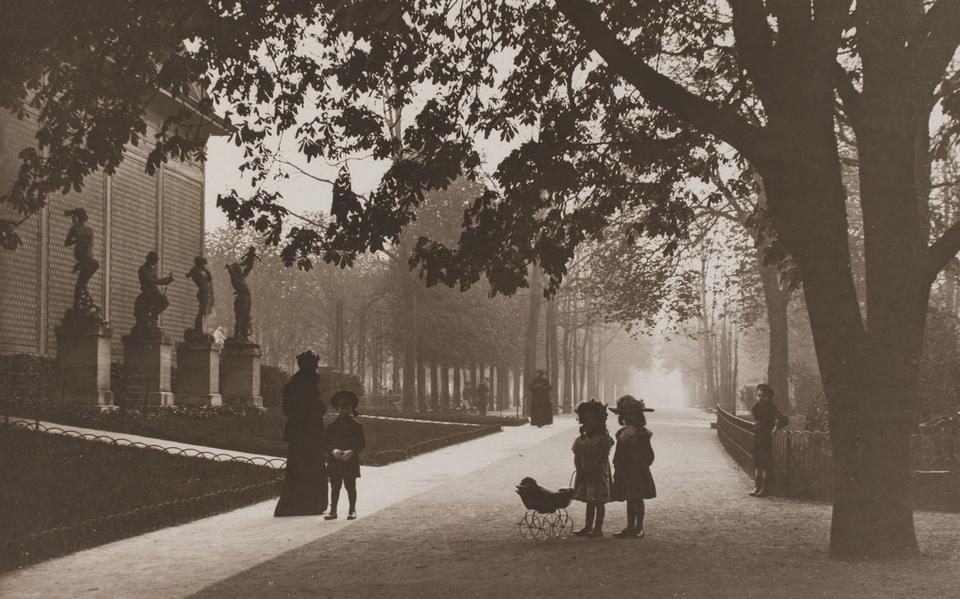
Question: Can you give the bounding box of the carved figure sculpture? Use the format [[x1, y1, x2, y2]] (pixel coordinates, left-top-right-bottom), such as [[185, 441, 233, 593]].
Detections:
[[226, 246, 257, 342], [133, 251, 174, 331], [185, 255, 214, 338], [64, 207, 100, 314]]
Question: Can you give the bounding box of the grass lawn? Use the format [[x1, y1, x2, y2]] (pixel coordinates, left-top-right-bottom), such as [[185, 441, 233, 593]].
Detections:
[[0, 426, 279, 541], [39, 409, 480, 460]]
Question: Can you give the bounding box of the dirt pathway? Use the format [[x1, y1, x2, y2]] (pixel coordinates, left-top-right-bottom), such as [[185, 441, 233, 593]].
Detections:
[[193, 406, 960, 599]]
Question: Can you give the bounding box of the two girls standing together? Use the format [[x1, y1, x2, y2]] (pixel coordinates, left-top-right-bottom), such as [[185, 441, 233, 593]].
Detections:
[[571, 395, 656, 538], [274, 351, 366, 521]]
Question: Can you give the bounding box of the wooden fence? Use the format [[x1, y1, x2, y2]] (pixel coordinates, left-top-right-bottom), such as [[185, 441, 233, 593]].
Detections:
[[715, 405, 960, 507]]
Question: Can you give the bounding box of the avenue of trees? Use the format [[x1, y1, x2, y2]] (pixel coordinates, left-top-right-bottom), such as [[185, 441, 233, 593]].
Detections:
[[4, 0, 960, 558]]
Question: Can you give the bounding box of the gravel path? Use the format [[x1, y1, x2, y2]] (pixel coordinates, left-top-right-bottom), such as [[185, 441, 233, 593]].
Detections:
[[193, 406, 960, 599]]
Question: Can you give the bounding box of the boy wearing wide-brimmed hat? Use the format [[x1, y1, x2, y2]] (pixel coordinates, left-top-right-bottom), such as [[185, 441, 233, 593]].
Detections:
[[609, 395, 656, 538]]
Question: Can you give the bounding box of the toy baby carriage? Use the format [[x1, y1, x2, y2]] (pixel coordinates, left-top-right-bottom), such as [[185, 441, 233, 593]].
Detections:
[[515, 476, 575, 540]]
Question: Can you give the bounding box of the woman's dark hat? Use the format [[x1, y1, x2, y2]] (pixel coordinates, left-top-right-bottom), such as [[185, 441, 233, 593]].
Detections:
[[330, 390, 359, 409], [608, 395, 655, 414], [296, 350, 319, 369]]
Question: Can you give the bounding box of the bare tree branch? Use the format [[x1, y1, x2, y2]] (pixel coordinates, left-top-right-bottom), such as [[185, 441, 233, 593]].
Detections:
[[927, 219, 960, 281], [910, 0, 960, 103]]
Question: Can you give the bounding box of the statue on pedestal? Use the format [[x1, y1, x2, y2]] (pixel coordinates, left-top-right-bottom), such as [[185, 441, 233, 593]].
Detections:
[[64, 207, 101, 317], [133, 251, 174, 333], [226, 246, 257, 343], [184, 256, 214, 343]]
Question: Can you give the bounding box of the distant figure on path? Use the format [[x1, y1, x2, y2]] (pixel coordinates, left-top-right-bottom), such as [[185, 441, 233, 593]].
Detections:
[[64, 207, 100, 314], [274, 351, 328, 517], [572, 399, 614, 537], [133, 251, 174, 331], [529, 370, 553, 427], [476, 381, 490, 416], [325, 390, 366, 521], [750, 383, 789, 497], [609, 395, 656, 538]]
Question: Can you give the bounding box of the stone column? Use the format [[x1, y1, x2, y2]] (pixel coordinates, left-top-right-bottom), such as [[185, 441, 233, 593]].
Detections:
[[55, 310, 114, 408], [175, 335, 223, 406], [122, 326, 174, 407], [221, 340, 262, 407]]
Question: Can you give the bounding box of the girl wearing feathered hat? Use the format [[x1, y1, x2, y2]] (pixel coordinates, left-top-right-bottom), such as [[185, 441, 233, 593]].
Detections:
[[609, 395, 656, 538], [571, 399, 615, 537], [324, 390, 366, 520]]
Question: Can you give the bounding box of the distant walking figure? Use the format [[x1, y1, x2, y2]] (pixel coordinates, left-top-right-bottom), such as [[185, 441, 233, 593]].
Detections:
[[609, 395, 656, 538], [529, 370, 553, 427], [571, 399, 614, 537], [476, 381, 490, 416], [750, 383, 789, 497], [275, 351, 328, 517], [325, 390, 366, 521]]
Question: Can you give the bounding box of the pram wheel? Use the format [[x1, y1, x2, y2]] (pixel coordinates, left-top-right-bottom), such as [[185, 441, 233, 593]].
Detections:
[[517, 508, 574, 540]]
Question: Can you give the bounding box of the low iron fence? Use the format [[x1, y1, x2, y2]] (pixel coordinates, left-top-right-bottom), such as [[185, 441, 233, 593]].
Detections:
[[715, 405, 960, 508]]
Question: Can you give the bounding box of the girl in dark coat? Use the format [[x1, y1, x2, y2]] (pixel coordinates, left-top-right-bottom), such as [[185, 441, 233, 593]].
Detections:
[[572, 399, 614, 537], [609, 395, 656, 538], [324, 390, 366, 520], [274, 351, 328, 517], [750, 383, 789, 497]]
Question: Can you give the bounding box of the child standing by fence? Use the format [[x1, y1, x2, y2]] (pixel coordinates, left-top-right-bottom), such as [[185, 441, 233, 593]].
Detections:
[[609, 395, 656, 538], [571, 399, 614, 537], [324, 390, 366, 521]]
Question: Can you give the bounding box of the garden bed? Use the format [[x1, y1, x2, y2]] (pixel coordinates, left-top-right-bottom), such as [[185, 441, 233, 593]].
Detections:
[[11, 404, 486, 462], [0, 425, 280, 571]]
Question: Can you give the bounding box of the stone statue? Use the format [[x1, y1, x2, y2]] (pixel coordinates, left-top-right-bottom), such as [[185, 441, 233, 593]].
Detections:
[[64, 207, 100, 315], [185, 255, 214, 341], [133, 251, 174, 332], [226, 246, 257, 343]]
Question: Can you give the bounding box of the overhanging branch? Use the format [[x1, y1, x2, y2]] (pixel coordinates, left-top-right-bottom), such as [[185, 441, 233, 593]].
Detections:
[[927, 220, 960, 281], [554, 0, 768, 162]]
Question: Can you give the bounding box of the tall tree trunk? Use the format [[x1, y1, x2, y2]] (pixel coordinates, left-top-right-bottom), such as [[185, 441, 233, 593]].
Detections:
[[453, 366, 461, 408], [586, 323, 597, 401], [440, 363, 450, 411], [430, 362, 439, 410], [512, 364, 522, 412], [761, 70, 923, 556], [402, 343, 415, 412], [523, 268, 543, 416], [496, 362, 509, 410], [759, 263, 791, 407], [546, 296, 559, 408], [561, 323, 572, 413], [416, 358, 426, 412]]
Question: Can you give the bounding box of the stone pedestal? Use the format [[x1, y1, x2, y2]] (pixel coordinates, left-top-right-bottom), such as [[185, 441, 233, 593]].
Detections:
[[55, 310, 114, 408], [175, 336, 223, 406], [221, 340, 262, 407], [122, 327, 174, 407]]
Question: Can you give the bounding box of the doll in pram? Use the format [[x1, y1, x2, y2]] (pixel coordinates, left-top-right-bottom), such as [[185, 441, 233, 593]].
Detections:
[[515, 477, 575, 539]]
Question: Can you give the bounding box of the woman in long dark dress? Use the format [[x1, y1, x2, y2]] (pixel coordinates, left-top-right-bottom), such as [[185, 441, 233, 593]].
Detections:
[[324, 390, 366, 521], [529, 370, 553, 427], [609, 395, 656, 538], [274, 351, 328, 517], [750, 383, 789, 497]]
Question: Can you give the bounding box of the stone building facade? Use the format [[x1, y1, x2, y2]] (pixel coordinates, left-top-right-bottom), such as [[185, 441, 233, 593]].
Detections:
[[0, 97, 223, 358]]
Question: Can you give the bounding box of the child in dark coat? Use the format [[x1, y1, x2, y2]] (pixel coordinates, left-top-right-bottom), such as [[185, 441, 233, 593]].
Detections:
[[571, 399, 614, 537], [324, 390, 366, 520], [609, 395, 656, 538]]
